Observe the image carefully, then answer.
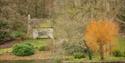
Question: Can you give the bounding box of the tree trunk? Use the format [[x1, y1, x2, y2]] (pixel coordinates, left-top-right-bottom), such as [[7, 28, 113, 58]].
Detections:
[[99, 41, 104, 60], [83, 40, 93, 60]]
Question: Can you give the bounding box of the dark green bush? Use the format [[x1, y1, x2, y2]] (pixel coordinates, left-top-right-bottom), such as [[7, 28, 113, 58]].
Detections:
[[12, 43, 35, 56], [0, 20, 10, 42], [38, 45, 49, 51], [62, 41, 86, 58], [112, 50, 123, 57], [0, 31, 10, 41], [73, 52, 85, 59]]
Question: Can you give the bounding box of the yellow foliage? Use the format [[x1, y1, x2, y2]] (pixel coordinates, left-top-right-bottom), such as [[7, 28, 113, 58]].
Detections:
[[84, 20, 119, 53]]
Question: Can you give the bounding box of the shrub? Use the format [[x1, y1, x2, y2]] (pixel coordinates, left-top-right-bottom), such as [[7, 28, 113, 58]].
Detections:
[[0, 20, 10, 42], [38, 45, 49, 51], [123, 51, 125, 57], [112, 50, 123, 57], [10, 31, 24, 38], [12, 43, 35, 56], [0, 31, 10, 42], [73, 52, 85, 59], [62, 41, 86, 58]]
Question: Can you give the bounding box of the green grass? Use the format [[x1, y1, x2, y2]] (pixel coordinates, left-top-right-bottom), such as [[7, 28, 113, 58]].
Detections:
[[21, 39, 50, 49], [0, 48, 12, 54]]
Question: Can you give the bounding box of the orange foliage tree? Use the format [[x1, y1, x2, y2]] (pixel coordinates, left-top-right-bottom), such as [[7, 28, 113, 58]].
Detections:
[[84, 20, 119, 60]]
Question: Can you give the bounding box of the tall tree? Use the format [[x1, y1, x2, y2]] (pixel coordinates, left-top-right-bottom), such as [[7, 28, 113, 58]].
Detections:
[[84, 20, 119, 60]]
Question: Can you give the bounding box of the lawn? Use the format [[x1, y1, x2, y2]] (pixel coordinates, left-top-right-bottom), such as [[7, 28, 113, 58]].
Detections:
[[20, 39, 51, 49]]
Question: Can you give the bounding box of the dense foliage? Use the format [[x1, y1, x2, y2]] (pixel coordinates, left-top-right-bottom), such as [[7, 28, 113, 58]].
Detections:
[[0, 20, 10, 42], [12, 43, 35, 56], [73, 52, 85, 59], [112, 50, 125, 57], [62, 41, 86, 58], [112, 50, 123, 57]]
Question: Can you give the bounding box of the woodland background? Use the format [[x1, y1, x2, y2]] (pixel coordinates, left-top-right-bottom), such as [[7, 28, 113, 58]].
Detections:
[[0, 0, 125, 42]]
